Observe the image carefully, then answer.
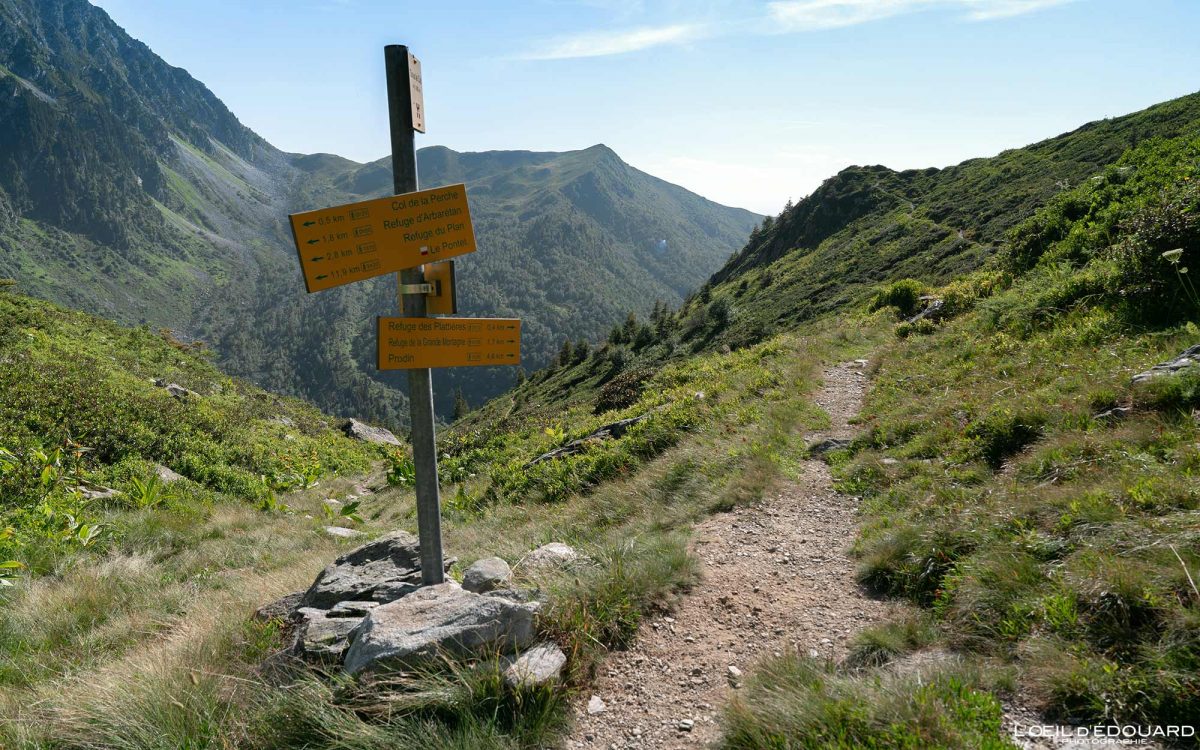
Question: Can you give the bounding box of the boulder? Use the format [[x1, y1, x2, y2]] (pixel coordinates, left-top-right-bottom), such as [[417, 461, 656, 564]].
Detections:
[[343, 583, 539, 674], [154, 464, 184, 483], [1132, 344, 1200, 384], [342, 418, 402, 446], [503, 643, 567, 688], [518, 543, 579, 573], [301, 530, 451, 608], [292, 606, 365, 663], [462, 556, 512, 593]]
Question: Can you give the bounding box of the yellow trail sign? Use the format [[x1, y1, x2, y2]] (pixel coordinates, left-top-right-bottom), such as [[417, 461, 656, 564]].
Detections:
[[378, 317, 520, 370], [289, 183, 476, 293]]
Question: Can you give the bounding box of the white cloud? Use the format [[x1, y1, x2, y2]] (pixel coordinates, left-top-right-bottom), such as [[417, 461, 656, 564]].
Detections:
[[520, 0, 1075, 60], [519, 23, 710, 60], [766, 0, 1074, 31]]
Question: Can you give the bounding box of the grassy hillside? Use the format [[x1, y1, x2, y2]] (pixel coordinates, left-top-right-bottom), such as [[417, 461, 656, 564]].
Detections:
[[0, 284, 384, 578]]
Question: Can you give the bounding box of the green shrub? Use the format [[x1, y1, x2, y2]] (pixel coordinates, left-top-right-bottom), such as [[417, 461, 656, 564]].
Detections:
[[869, 279, 926, 319]]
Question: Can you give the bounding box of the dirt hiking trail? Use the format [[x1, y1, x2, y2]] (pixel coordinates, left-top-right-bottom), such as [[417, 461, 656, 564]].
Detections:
[[567, 361, 897, 748]]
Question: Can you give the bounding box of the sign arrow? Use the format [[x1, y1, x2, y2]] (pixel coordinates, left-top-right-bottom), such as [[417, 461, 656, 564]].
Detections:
[[303, 220, 317, 227], [310, 256, 324, 262], [315, 274, 328, 280], [307, 239, 320, 245]]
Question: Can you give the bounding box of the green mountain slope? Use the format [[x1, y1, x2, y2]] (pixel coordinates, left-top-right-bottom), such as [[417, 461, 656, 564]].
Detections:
[[0, 0, 759, 428], [702, 91, 1200, 347], [0, 284, 383, 573]]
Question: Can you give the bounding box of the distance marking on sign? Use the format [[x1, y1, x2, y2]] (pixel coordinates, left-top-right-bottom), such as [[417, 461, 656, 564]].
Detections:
[[377, 317, 520, 370], [289, 183, 475, 293]]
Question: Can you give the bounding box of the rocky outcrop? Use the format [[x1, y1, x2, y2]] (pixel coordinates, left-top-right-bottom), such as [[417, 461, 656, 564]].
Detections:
[[1132, 344, 1200, 384], [462, 556, 512, 593], [527, 415, 649, 466], [153, 379, 199, 400], [343, 582, 539, 674], [342, 418, 402, 446], [293, 606, 365, 663], [904, 296, 944, 324]]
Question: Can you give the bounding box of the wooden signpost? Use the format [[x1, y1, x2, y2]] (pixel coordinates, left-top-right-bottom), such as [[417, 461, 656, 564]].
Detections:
[[286, 45, 520, 586]]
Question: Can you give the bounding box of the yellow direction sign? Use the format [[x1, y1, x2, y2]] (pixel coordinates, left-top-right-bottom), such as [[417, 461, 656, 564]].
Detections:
[[378, 317, 520, 370], [289, 183, 476, 293]]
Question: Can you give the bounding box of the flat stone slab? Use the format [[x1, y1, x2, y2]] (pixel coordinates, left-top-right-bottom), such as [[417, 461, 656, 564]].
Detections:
[[504, 643, 567, 687], [343, 582, 539, 674]]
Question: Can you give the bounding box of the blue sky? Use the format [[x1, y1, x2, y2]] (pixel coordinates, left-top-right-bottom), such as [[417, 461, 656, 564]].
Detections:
[[92, 0, 1199, 214]]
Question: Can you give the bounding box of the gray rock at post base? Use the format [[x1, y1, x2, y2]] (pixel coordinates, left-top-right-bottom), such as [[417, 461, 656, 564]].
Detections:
[[254, 591, 305, 622], [1131, 344, 1200, 384], [292, 606, 365, 663], [301, 530, 453, 609], [503, 643, 567, 688], [807, 437, 851, 456], [342, 418, 402, 447], [462, 556, 512, 593], [342, 582, 540, 674], [518, 543, 579, 574], [154, 464, 184, 483]]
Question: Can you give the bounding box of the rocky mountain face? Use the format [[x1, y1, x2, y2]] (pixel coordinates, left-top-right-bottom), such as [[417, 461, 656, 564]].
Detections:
[[0, 0, 759, 426]]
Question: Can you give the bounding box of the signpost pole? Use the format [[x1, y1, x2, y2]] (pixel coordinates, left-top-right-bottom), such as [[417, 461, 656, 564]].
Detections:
[[385, 44, 443, 585]]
